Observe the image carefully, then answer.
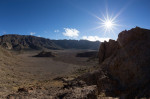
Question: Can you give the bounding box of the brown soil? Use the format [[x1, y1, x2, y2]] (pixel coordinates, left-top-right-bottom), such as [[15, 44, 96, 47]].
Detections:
[[0, 49, 98, 98]]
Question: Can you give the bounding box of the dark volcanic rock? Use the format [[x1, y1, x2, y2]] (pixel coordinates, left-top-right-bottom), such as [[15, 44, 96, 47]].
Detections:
[[34, 51, 55, 57]]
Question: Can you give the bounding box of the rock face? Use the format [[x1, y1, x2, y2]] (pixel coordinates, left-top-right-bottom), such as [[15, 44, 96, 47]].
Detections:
[[98, 39, 119, 63], [97, 27, 150, 98]]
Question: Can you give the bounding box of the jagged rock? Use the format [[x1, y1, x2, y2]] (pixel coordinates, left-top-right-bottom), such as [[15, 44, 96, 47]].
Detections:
[[117, 26, 149, 47], [98, 39, 119, 63], [97, 27, 150, 98]]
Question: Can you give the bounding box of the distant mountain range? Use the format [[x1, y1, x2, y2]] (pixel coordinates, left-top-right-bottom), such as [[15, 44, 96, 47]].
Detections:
[[0, 34, 100, 50], [52, 40, 100, 50]]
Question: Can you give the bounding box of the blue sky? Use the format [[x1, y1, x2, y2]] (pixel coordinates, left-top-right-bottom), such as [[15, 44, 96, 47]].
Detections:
[[0, 0, 150, 41]]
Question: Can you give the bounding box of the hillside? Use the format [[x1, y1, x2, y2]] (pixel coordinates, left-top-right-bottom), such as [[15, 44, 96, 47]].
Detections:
[[0, 34, 60, 50], [0, 35, 100, 50]]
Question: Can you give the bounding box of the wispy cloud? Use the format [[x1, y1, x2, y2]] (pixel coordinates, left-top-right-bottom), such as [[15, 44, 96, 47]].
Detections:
[[54, 30, 59, 33], [82, 36, 110, 42], [63, 28, 79, 38], [30, 32, 36, 35]]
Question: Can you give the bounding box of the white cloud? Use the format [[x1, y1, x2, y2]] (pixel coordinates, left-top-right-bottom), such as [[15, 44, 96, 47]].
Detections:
[[82, 36, 110, 42], [30, 32, 36, 35], [54, 30, 59, 33], [63, 28, 79, 38]]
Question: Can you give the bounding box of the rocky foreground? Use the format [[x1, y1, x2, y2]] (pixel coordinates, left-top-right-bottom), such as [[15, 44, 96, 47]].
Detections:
[[5, 27, 150, 99]]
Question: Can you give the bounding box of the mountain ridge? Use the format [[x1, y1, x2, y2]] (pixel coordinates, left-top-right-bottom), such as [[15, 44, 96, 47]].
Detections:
[[0, 34, 100, 50]]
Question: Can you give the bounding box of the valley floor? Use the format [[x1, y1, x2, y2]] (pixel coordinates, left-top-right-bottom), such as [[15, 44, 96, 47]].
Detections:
[[0, 49, 98, 98]]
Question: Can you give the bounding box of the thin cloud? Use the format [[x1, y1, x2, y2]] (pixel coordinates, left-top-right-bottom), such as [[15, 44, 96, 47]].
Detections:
[[30, 32, 36, 35], [82, 36, 110, 42], [54, 30, 59, 33], [63, 28, 79, 38]]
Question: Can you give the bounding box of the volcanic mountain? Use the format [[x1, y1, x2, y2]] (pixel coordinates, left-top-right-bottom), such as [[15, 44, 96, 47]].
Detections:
[[0, 34, 100, 50]]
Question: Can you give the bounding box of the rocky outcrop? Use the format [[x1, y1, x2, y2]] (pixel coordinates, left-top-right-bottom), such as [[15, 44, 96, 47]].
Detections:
[[34, 51, 55, 57], [76, 27, 150, 98], [96, 27, 150, 98], [98, 39, 119, 63]]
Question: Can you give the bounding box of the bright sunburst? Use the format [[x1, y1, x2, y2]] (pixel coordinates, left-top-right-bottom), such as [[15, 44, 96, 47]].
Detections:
[[93, 12, 120, 37], [104, 20, 113, 28], [99, 15, 118, 33]]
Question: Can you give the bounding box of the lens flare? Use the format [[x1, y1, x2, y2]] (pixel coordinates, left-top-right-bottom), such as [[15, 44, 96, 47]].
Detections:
[[92, 12, 120, 38], [104, 20, 113, 28], [99, 14, 118, 34]]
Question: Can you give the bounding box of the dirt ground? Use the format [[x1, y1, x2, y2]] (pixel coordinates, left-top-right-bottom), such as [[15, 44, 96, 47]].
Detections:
[[16, 49, 98, 79], [0, 49, 98, 98]]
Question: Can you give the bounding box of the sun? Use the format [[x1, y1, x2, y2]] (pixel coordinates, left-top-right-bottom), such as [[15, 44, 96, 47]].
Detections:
[[104, 20, 113, 28], [100, 15, 117, 32], [93, 12, 119, 37]]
